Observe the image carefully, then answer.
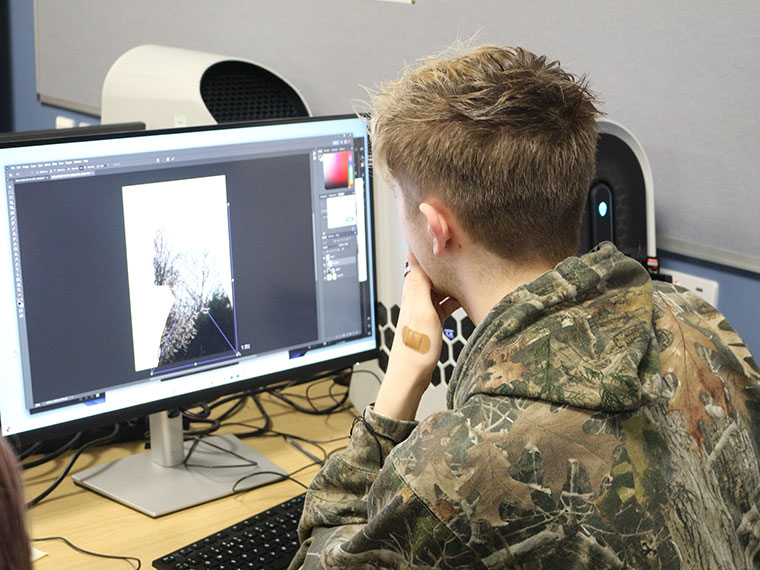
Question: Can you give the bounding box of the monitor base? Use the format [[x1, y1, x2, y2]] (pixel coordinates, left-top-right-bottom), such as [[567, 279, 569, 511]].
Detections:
[[72, 434, 287, 517]]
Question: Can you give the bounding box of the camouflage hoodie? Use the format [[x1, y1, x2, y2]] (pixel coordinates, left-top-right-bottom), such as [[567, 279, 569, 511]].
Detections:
[[292, 242, 760, 569]]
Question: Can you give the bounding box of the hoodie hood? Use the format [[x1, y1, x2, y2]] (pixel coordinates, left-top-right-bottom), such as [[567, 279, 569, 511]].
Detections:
[[447, 242, 656, 412]]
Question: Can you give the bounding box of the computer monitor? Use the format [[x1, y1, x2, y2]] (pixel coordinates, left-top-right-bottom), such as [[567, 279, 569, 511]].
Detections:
[[0, 115, 377, 515]]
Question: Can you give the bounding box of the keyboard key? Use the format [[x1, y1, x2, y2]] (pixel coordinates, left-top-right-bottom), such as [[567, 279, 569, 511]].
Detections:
[[152, 494, 305, 570]]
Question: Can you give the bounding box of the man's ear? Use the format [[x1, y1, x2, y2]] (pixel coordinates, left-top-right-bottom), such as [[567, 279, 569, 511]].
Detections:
[[419, 202, 453, 257]]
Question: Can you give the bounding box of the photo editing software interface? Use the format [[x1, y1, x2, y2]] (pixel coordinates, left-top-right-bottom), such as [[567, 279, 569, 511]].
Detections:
[[0, 116, 377, 437]]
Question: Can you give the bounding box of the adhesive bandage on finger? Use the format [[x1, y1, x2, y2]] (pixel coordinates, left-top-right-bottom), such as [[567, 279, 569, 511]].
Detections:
[[402, 325, 431, 354]]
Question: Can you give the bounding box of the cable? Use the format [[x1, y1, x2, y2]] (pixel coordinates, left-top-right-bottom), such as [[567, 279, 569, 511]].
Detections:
[[27, 424, 120, 509], [350, 412, 401, 469], [181, 393, 249, 437], [267, 379, 350, 415], [21, 432, 82, 470], [285, 436, 325, 466], [266, 367, 352, 399], [180, 400, 220, 438], [228, 393, 272, 439], [181, 416, 222, 438], [306, 377, 349, 411], [31, 535, 140, 569], [177, 366, 355, 439], [326, 444, 348, 459], [231, 463, 315, 494], [177, 429, 319, 496], [142, 369, 355, 489], [327, 377, 352, 408], [351, 367, 383, 385], [16, 440, 41, 460], [224, 421, 349, 465], [183, 421, 345, 469], [208, 393, 249, 420], [266, 429, 349, 447], [182, 401, 211, 420], [182, 436, 261, 470]]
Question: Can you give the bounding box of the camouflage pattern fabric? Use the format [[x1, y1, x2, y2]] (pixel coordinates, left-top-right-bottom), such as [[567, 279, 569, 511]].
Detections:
[[291, 242, 760, 569]]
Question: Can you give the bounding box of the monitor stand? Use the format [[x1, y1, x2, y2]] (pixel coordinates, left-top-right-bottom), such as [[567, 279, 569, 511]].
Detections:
[[72, 410, 286, 517]]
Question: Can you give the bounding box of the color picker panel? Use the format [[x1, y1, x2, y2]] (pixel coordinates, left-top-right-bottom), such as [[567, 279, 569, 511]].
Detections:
[[322, 151, 353, 190]]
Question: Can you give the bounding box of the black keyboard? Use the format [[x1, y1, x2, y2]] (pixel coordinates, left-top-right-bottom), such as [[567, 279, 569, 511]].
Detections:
[[153, 493, 305, 570]]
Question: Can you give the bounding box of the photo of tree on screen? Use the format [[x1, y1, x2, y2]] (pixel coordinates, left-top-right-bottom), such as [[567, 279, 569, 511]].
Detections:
[[122, 175, 236, 373]]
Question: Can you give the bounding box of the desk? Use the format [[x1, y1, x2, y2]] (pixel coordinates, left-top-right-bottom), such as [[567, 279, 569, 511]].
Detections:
[[23, 385, 356, 569]]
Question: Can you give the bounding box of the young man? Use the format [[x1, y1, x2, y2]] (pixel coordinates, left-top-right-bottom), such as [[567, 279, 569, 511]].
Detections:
[[290, 46, 760, 569]]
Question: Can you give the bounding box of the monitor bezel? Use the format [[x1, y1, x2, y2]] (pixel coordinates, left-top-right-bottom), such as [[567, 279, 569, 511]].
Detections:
[[1, 114, 378, 444]]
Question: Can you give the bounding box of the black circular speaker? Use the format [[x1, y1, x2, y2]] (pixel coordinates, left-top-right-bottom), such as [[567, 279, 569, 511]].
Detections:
[[200, 61, 309, 123]]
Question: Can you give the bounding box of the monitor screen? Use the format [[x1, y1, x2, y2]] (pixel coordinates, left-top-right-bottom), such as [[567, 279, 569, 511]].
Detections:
[[0, 115, 377, 441]]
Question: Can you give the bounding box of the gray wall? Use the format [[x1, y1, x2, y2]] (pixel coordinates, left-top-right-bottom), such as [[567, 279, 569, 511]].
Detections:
[[8, 1, 760, 353], [0, 2, 12, 132], [32, 0, 760, 272], [659, 251, 760, 356], [8, 3, 95, 131]]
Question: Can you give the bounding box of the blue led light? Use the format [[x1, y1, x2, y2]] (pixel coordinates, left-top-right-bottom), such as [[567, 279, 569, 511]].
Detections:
[[598, 201, 609, 218]]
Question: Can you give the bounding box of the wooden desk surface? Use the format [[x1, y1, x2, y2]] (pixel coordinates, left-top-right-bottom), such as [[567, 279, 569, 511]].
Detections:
[[23, 386, 356, 569]]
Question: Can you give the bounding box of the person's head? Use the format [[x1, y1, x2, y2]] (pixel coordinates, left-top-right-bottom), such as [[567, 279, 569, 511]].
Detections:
[[0, 437, 31, 570], [368, 44, 601, 266]]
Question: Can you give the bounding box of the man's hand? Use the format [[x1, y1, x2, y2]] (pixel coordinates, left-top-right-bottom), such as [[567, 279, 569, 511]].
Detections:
[[373, 252, 460, 421]]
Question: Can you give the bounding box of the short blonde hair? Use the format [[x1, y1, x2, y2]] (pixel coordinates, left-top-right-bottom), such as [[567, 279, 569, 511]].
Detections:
[[369, 45, 601, 263]]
